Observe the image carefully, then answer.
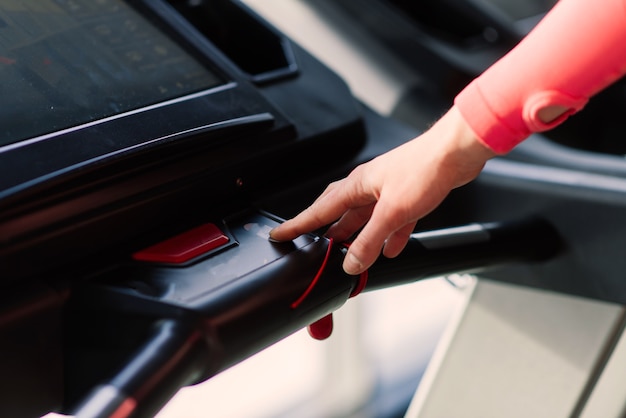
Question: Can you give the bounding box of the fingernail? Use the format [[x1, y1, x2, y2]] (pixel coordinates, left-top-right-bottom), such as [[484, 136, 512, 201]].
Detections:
[[343, 253, 363, 275], [268, 228, 281, 242]]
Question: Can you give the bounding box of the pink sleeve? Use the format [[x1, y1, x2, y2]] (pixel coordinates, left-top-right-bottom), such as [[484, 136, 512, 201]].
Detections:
[[454, 0, 626, 154]]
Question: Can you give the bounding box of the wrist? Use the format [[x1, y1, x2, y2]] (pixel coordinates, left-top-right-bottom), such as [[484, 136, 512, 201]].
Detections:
[[430, 106, 497, 188]]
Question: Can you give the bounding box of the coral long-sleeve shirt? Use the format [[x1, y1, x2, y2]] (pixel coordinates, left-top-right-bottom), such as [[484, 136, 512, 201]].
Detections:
[[454, 0, 626, 154]]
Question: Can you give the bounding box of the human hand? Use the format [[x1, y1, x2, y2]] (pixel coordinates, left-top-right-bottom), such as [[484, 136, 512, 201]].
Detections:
[[269, 106, 497, 275]]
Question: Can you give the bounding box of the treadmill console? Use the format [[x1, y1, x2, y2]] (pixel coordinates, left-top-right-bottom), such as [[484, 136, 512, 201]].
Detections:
[[0, 0, 365, 281], [0, 3, 367, 416]]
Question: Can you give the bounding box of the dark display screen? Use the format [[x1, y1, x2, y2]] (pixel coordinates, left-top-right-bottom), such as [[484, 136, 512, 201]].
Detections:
[[0, 0, 225, 147]]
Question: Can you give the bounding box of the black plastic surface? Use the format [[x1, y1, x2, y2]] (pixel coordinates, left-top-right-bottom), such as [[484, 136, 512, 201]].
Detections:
[[0, 281, 67, 418], [0, 2, 367, 416], [165, 0, 298, 83], [0, 0, 365, 283], [64, 211, 356, 415], [62, 208, 560, 417], [428, 159, 626, 305]]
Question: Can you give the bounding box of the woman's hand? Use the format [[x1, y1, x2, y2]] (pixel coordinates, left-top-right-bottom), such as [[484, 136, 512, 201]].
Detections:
[[269, 106, 496, 275]]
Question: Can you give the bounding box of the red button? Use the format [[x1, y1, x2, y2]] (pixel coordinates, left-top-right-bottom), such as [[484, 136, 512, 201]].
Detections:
[[133, 223, 230, 264]]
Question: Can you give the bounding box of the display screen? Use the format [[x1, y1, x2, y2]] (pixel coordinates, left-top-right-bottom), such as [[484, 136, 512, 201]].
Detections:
[[0, 0, 225, 147]]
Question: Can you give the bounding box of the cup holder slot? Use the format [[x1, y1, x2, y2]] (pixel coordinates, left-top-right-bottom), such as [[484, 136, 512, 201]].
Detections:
[[166, 0, 298, 83]]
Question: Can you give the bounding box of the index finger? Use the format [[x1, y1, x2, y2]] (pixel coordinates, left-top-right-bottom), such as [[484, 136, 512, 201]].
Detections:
[[269, 185, 348, 241], [270, 173, 375, 241]]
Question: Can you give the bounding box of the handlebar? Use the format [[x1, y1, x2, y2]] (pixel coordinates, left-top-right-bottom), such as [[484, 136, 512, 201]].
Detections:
[[67, 211, 561, 418]]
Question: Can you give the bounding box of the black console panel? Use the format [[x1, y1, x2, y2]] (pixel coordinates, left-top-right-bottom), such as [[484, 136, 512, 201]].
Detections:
[[0, 1, 366, 416], [0, 0, 365, 282]]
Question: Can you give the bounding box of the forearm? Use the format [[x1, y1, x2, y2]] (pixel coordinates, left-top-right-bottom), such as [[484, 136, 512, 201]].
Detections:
[[455, 0, 626, 154]]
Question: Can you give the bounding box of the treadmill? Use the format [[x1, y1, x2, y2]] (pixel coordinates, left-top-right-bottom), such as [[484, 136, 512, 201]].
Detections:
[[0, 1, 561, 417]]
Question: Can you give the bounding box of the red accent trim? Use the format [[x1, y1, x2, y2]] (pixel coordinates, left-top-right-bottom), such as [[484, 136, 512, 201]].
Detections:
[[110, 397, 137, 418], [291, 238, 334, 309], [350, 270, 368, 298], [294, 239, 369, 341]]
